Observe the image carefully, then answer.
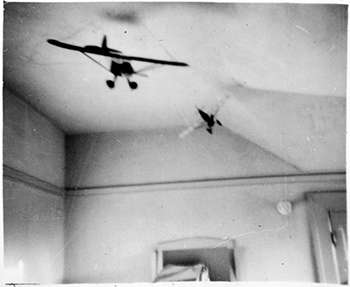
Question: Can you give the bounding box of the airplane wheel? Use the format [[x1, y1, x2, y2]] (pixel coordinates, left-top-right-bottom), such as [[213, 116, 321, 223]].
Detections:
[[130, 82, 138, 90], [106, 80, 114, 88]]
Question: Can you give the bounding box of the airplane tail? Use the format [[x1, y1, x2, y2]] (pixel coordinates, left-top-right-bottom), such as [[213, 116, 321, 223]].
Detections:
[[102, 35, 108, 50], [101, 35, 123, 53]]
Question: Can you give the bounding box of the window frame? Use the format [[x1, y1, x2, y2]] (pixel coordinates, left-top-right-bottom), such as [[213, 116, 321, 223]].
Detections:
[[306, 190, 347, 284]]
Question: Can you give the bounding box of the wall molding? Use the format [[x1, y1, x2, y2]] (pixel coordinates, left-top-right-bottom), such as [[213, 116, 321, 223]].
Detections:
[[3, 165, 65, 197], [65, 172, 346, 197], [7, 163, 344, 199]]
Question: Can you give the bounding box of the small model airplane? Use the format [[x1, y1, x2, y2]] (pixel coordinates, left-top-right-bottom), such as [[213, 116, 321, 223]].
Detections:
[[47, 36, 188, 90], [179, 94, 231, 138], [197, 108, 223, 134], [179, 78, 244, 138], [179, 107, 222, 138]]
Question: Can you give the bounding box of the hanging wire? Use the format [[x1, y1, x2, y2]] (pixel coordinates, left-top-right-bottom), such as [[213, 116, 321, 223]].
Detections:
[[139, 20, 177, 62]]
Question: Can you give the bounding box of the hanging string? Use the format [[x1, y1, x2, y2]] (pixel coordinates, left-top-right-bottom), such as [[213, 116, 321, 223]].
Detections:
[[139, 20, 177, 62]]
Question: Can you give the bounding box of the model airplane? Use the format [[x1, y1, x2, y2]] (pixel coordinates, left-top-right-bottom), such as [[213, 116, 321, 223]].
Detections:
[[179, 108, 222, 138], [197, 108, 223, 134], [179, 94, 231, 138], [47, 36, 188, 90]]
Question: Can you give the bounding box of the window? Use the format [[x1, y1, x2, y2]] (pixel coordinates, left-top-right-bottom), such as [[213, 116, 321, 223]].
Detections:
[[154, 237, 236, 282]]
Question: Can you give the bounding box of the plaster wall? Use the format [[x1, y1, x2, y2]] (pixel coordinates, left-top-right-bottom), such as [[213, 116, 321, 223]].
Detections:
[[3, 87, 65, 187], [3, 179, 65, 283], [3, 87, 66, 283], [64, 178, 345, 283], [64, 129, 345, 283], [65, 128, 299, 188]]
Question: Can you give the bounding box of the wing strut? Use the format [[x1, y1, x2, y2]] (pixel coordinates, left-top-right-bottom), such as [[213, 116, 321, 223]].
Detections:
[[82, 53, 110, 73]]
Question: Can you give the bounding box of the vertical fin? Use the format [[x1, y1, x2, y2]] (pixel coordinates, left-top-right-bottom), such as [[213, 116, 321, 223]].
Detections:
[[102, 35, 107, 50]]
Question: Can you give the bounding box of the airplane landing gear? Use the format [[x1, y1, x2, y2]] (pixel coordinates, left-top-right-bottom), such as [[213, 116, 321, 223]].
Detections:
[[106, 80, 115, 89], [127, 78, 138, 90], [106, 76, 137, 90], [129, 81, 138, 90]]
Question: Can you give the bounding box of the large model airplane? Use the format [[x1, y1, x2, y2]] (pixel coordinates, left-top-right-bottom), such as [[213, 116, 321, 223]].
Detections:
[[179, 94, 231, 138], [47, 36, 188, 90]]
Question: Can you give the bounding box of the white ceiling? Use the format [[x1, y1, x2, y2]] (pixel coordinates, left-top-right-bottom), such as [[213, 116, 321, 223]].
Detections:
[[3, 2, 347, 173]]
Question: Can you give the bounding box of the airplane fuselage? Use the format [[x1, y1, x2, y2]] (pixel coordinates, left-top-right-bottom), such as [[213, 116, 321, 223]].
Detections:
[[110, 61, 135, 77]]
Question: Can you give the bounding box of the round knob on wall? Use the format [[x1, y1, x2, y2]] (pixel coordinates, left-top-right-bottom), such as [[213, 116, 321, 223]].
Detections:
[[277, 201, 293, 215]]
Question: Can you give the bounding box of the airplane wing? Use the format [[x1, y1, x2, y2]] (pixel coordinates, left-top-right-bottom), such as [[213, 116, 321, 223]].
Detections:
[[212, 93, 232, 116], [179, 122, 206, 138], [47, 39, 84, 52], [47, 39, 188, 67], [197, 108, 211, 122], [47, 39, 122, 56], [108, 52, 189, 67]]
